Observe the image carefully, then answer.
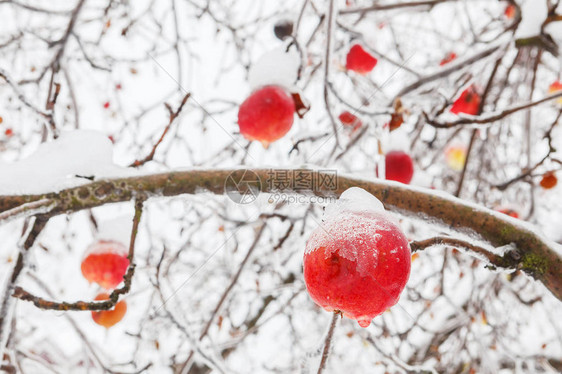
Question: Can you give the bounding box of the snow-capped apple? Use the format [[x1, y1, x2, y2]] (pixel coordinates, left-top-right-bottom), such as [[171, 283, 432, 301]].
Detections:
[[440, 52, 457, 66], [548, 81, 562, 104], [450, 86, 481, 115], [91, 293, 127, 328], [346, 44, 377, 75], [539, 171, 557, 189], [237, 85, 295, 147], [81, 240, 130, 290], [303, 188, 411, 328], [445, 145, 467, 171], [385, 151, 414, 184], [338, 111, 362, 133], [273, 19, 293, 40]]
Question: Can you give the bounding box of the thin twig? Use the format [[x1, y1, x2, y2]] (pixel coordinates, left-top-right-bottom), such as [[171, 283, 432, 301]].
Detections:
[[317, 311, 340, 374], [12, 197, 145, 311]]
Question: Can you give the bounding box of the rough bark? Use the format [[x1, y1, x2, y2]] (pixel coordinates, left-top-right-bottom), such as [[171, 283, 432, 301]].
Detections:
[[1, 168, 561, 300]]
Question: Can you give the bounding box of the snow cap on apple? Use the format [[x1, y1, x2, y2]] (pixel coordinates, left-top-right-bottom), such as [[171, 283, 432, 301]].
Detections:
[[303, 188, 411, 328], [238, 44, 302, 146]]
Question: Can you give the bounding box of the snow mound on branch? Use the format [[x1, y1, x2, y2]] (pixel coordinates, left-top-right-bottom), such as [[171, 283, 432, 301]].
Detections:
[[248, 43, 301, 91], [0, 130, 131, 195], [515, 0, 547, 39]]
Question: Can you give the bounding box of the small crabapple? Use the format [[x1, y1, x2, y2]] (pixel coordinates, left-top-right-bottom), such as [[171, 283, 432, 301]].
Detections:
[[346, 44, 378, 75], [548, 81, 562, 105], [504, 4, 516, 19], [539, 171, 557, 189], [385, 151, 414, 184], [450, 86, 481, 115], [338, 111, 362, 133], [445, 145, 467, 171], [81, 240, 130, 290], [237, 85, 295, 147], [91, 293, 127, 328], [303, 197, 411, 327], [440, 52, 457, 66]]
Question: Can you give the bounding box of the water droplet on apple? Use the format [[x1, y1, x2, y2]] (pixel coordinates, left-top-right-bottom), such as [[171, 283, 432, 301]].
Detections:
[[357, 317, 371, 328]]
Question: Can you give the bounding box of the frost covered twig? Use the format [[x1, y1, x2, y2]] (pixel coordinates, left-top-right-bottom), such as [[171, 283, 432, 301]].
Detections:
[[410, 236, 511, 268], [424, 90, 562, 128], [181, 223, 266, 373], [129, 93, 191, 167], [0, 198, 56, 223], [0, 216, 48, 356], [316, 311, 340, 374], [340, 0, 457, 14]]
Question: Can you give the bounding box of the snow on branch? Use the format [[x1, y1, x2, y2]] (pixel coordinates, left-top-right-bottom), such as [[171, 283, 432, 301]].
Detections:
[[1, 168, 561, 301]]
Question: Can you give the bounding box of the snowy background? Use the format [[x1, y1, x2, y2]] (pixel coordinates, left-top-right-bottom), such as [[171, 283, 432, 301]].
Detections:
[[1, 0, 562, 373]]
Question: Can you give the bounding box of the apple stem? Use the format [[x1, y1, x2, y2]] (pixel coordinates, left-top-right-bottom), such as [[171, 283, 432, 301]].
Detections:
[[317, 311, 340, 374]]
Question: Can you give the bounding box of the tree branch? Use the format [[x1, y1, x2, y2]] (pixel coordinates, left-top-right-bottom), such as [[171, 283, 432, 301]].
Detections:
[[1, 169, 561, 300]]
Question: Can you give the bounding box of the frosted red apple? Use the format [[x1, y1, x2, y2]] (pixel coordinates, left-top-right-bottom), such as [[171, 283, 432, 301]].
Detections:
[[91, 293, 127, 328], [385, 151, 414, 184], [450, 86, 481, 115], [81, 240, 129, 290], [304, 207, 411, 327], [237, 85, 295, 147], [338, 111, 362, 133], [346, 44, 378, 74]]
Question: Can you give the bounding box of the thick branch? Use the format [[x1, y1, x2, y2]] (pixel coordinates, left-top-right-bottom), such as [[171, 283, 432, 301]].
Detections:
[[1, 169, 561, 300]]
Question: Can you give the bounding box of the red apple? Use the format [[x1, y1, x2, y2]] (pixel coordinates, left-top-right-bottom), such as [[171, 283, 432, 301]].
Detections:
[[338, 111, 362, 133], [496, 207, 519, 219], [450, 86, 481, 115], [385, 151, 414, 184], [346, 44, 378, 75], [91, 293, 127, 328], [304, 209, 411, 327], [238, 85, 295, 147], [504, 4, 516, 19], [81, 240, 130, 290], [548, 81, 562, 104], [540, 172, 557, 189], [440, 52, 457, 66]]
